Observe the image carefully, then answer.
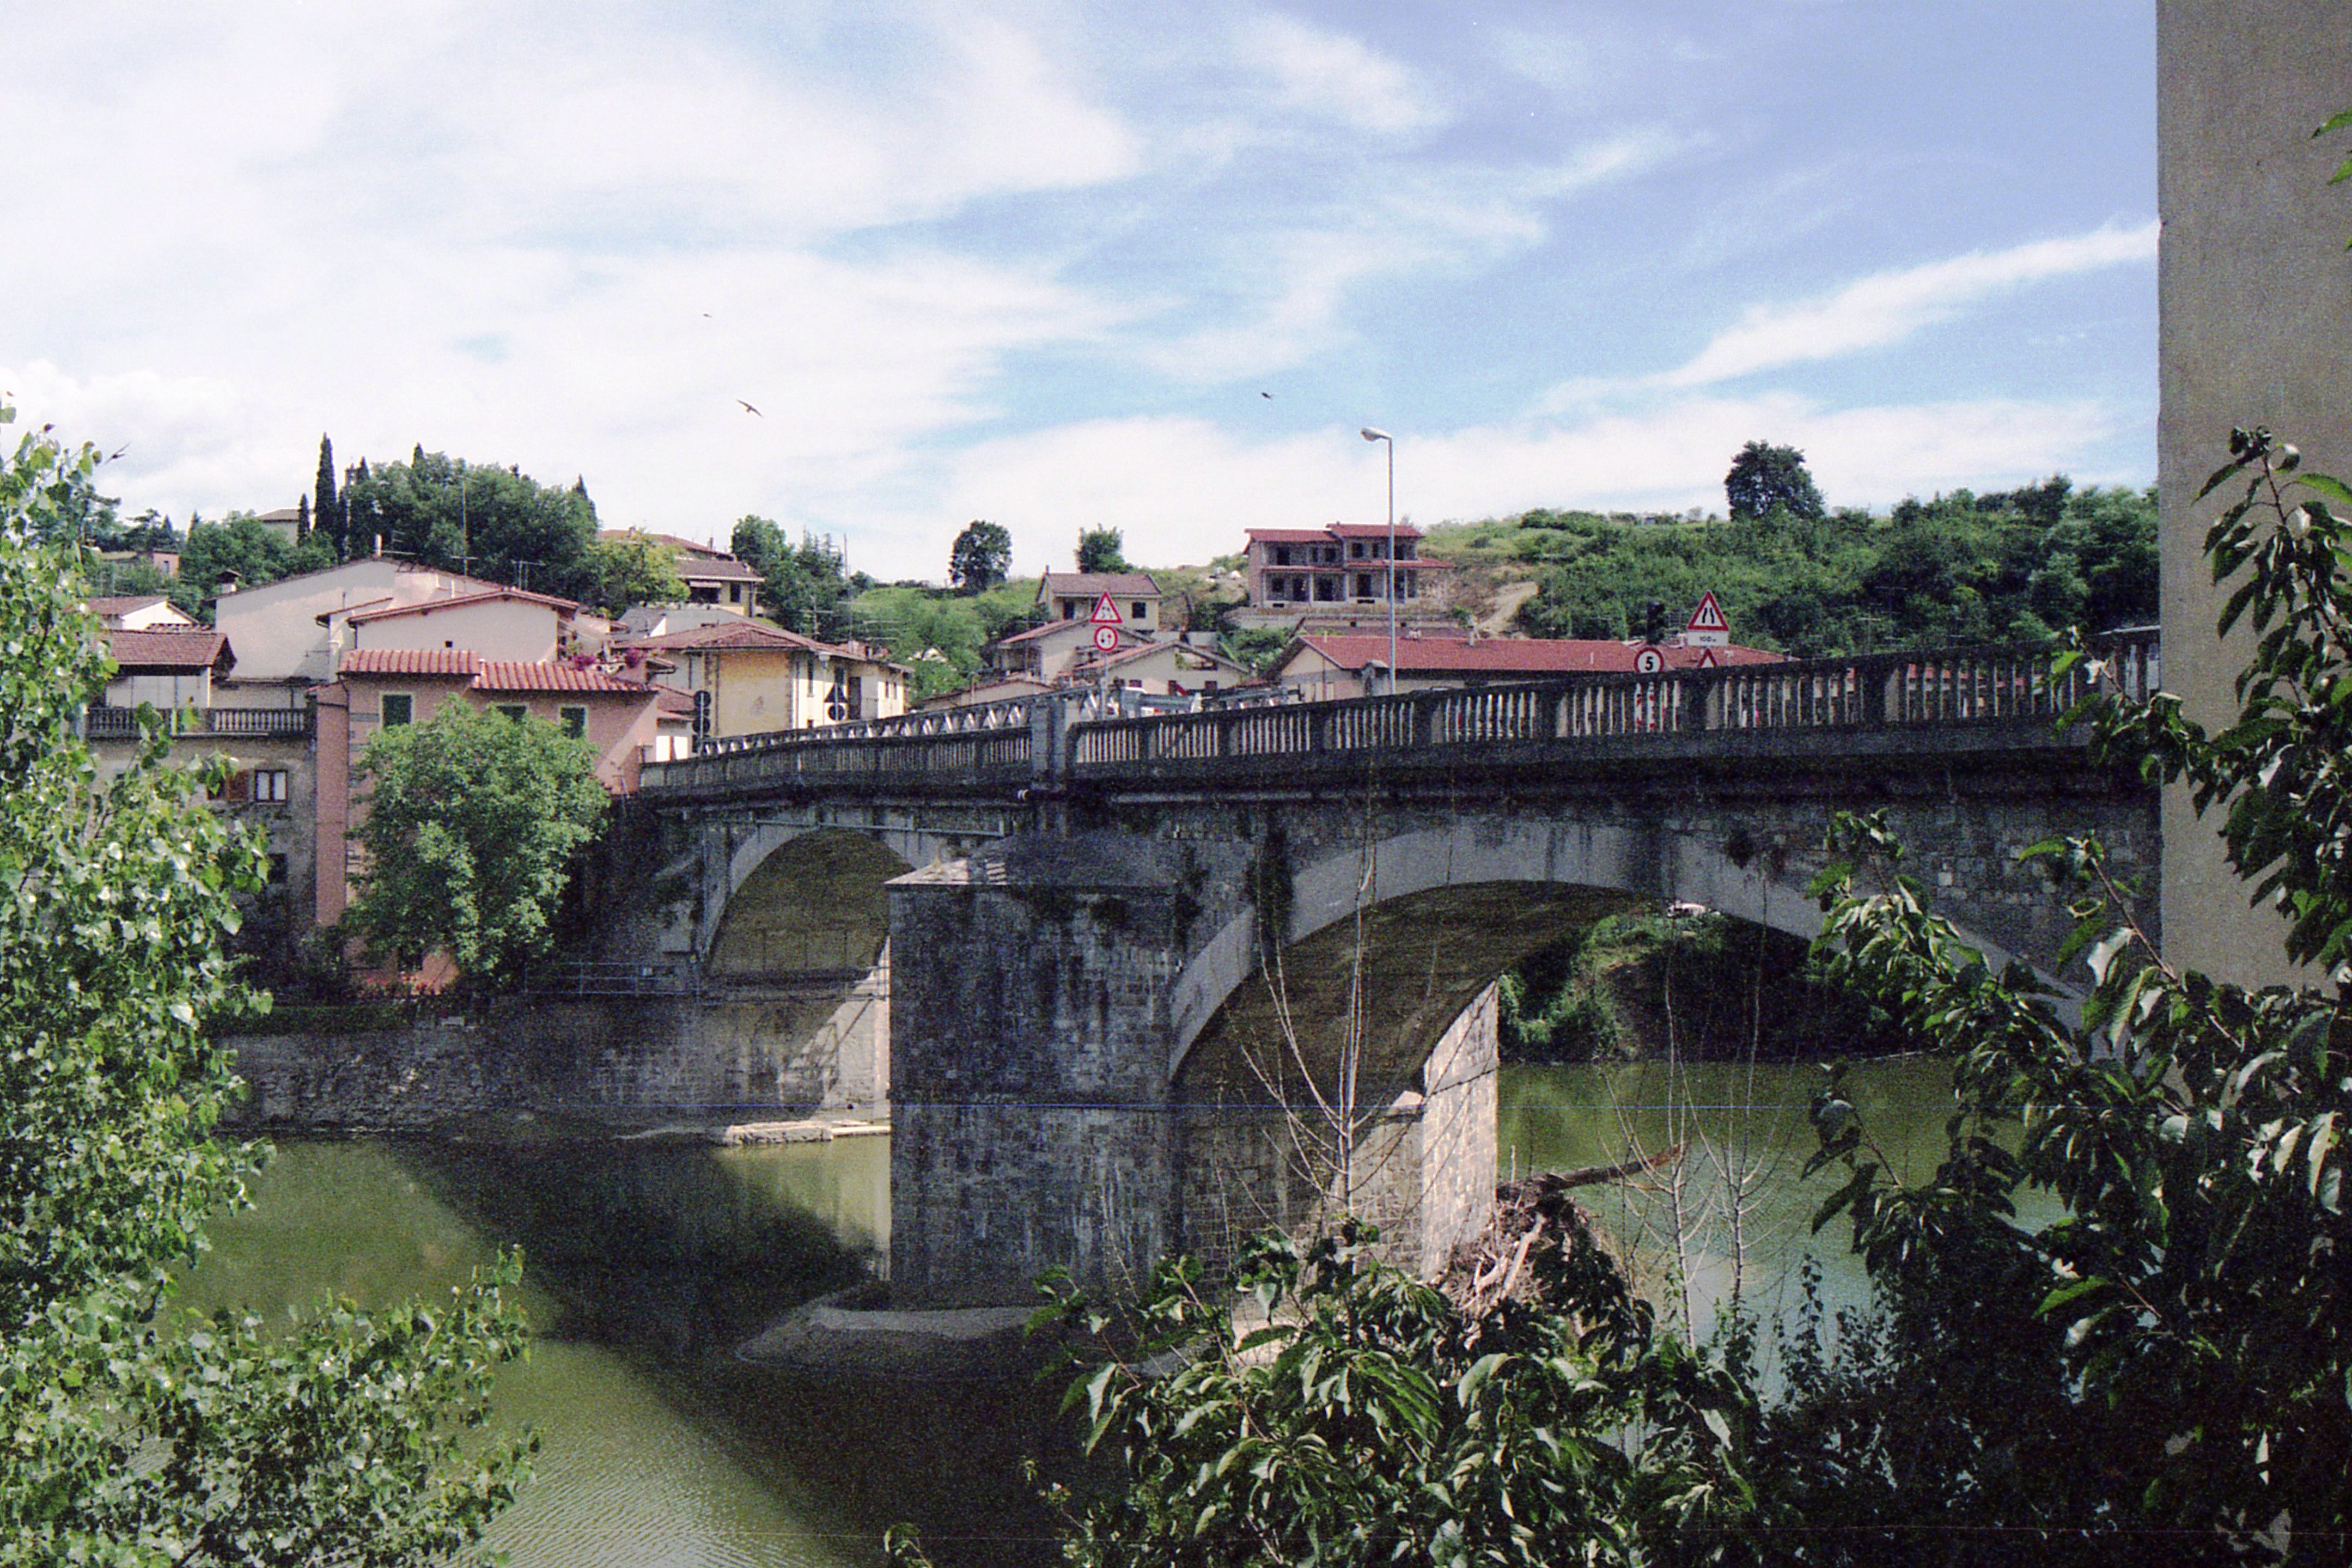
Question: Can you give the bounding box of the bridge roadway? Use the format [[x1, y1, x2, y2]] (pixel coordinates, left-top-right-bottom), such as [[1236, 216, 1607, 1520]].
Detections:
[[627, 633, 2161, 1305]]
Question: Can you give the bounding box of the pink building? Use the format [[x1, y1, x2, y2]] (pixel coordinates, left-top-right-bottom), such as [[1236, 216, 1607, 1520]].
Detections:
[[312, 649, 684, 929], [1244, 523, 1451, 612]]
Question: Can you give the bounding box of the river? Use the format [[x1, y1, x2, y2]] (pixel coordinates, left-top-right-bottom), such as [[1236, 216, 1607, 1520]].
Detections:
[[186, 1059, 1963, 1567]]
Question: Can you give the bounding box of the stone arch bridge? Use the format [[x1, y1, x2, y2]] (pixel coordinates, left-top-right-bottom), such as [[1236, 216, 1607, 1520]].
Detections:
[[617, 634, 2159, 1305]]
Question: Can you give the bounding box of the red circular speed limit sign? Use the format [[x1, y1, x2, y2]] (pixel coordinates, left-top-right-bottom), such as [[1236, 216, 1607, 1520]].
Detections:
[[1093, 625, 1120, 653], [1634, 645, 1664, 674]]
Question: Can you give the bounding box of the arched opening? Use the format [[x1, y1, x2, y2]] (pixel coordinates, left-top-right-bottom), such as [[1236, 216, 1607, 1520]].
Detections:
[[710, 829, 910, 980], [704, 828, 915, 1111], [1174, 878, 1650, 1278]]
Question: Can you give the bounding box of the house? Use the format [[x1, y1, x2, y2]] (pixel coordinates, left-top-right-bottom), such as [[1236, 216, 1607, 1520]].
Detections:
[[601, 530, 763, 617], [1036, 571, 1163, 632], [254, 507, 305, 543], [614, 618, 910, 735], [313, 649, 687, 929], [1273, 631, 1784, 702], [916, 673, 1055, 712], [1243, 523, 1451, 618], [87, 594, 198, 630], [212, 557, 521, 707], [336, 587, 591, 666], [1069, 635, 1253, 697], [100, 627, 235, 710], [990, 617, 1128, 685]]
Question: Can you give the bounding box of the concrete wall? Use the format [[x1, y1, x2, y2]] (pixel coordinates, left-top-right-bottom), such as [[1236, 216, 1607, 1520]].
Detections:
[[2158, 0, 2352, 985]]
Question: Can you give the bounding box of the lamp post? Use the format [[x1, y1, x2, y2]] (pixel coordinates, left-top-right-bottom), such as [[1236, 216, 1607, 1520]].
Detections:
[[1360, 427, 1396, 695]]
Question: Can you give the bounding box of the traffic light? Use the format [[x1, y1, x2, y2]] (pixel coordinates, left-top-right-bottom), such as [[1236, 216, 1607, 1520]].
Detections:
[[691, 688, 712, 739], [1643, 600, 1667, 644]]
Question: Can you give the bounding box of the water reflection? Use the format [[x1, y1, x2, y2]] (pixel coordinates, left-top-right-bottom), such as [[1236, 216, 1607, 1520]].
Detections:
[[190, 1137, 1061, 1568], [1498, 1058, 1960, 1337]]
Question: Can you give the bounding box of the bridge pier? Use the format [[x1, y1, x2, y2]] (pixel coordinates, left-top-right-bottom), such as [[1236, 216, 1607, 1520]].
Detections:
[[884, 831, 1503, 1305]]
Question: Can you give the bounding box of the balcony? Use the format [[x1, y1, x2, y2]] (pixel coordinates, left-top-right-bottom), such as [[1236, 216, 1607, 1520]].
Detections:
[[85, 705, 314, 741]]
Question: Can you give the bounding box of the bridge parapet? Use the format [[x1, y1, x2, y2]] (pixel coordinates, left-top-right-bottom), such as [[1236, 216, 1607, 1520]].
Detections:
[[640, 629, 2159, 803]]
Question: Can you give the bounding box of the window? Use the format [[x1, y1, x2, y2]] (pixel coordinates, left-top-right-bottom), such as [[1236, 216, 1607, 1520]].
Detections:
[[1355, 574, 1372, 598], [380, 693, 413, 727], [267, 853, 288, 886], [1273, 546, 1292, 566], [1315, 577, 1337, 602], [559, 706, 587, 737], [1131, 602, 1146, 620], [728, 584, 741, 604], [495, 704, 527, 722], [1349, 541, 1363, 559], [252, 768, 289, 802]]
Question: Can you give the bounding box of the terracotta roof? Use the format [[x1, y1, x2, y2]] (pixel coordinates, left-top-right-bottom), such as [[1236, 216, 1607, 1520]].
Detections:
[[997, 618, 1085, 645], [600, 528, 731, 560], [617, 618, 910, 673], [473, 662, 654, 694], [1074, 639, 1248, 676], [345, 587, 581, 624], [337, 646, 664, 695], [674, 557, 761, 583], [1327, 522, 1427, 539], [86, 594, 174, 618], [1245, 529, 1335, 544], [653, 687, 698, 715], [1038, 572, 1162, 597], [1288, 636, 1786, 676], [106, 627, 233, 670], [338, 648, 479, 678]]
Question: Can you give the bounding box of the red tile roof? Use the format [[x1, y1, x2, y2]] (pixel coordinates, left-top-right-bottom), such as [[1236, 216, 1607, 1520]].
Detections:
[[345, 587, 581, 624], [86, 594, 176, 619], [338, 648, 479, 678], [337, 646, 665, 696], [1038, 571, 1162, 597], [621, 619, 844, 655], [1289, 636, 1786, 676], [1327, 522, 1427, 539], [997, 617, 1084, 645], [1244, 529, 1336, 544], [106, 628, 233, 670], [473, 661, 654, 694]]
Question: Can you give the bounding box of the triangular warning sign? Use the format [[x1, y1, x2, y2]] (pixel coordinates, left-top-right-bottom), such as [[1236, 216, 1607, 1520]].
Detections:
[[1089, 591, 1122, 626], [1694, 645, 1720, 669], [1686, 591, 1729, 633]]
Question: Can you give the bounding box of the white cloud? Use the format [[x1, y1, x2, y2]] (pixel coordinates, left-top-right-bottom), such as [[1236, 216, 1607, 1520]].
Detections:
[[1137, 129, 1685, 384], [1236, 16, 1443, 137], [1660, 221, 2159, 387]]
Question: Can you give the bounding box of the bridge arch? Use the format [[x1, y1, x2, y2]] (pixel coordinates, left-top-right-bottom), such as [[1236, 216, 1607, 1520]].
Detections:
[[1168, 817, 1839, 1085]]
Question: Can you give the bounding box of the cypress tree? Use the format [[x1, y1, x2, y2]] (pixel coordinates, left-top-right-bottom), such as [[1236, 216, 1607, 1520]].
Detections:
[[314, 434, 343, 558]]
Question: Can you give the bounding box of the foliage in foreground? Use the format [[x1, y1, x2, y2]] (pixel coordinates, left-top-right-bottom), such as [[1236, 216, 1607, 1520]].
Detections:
[[0, 414, 532, 1565], [346, 698, 612, 984], [1025, 1222, 1761, 1567]]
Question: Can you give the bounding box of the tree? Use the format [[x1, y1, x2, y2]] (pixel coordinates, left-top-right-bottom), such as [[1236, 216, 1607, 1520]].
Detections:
[[577, 532, 686, 615], [1075, 526, 1129, 573], [947, 519, 1012, 594], [314, 432, 346, 558], [172, 510, 334, 619], [1724, 440, 1825, 521], [0, 412, 532, 1563], [345, 699, 611, 984], [735, 515, 858, 635], [1765, 428, 2352, 1561], [340, 450, 598, 599]]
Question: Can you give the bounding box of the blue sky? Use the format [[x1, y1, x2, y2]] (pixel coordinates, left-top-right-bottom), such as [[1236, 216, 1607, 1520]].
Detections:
[[0, 1, 2156, 577]]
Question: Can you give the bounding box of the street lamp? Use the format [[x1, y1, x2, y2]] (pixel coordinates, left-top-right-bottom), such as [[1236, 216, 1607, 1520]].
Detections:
[[1360, 427, 1396, 696]]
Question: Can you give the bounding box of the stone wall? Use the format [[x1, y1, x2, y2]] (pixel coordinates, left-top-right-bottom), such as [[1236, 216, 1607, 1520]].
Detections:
[[226, 978, 887, 1128]]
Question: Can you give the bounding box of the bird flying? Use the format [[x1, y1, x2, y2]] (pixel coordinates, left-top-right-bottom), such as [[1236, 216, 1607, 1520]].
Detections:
[[738, 400, 761, 416]]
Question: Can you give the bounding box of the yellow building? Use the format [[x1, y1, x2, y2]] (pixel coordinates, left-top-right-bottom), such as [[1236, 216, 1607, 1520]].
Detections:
[[618, 619, 909, 736]]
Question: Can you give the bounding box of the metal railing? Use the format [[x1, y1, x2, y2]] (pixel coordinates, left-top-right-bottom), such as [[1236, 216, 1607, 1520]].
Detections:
[[521, 960, 699, 998], [84, 705, 314, 740], [642, 629, 2161, 797]]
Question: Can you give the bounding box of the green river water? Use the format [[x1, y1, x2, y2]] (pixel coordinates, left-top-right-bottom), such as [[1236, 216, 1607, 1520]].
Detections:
[[186, 1059, 1967, 1568]]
